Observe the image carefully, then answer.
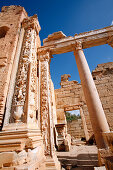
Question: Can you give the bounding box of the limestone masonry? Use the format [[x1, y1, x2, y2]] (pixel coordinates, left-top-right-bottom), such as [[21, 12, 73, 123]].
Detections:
[[0, 5, 113, 170]]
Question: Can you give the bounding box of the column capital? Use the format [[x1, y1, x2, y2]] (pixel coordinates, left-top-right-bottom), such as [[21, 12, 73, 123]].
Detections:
[[107, 35, 113, 48], [38, 49, 52, 62], [73, 41, 83, 56], [75, 41, 83, 50], [22, 15, 41, 34], [72, 41, 83, 54]]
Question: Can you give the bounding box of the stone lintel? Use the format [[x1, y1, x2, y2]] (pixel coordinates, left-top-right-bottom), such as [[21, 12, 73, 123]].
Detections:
[[55, 123, 66, 128], [64, 104, 82, 112], [39, 25, 113, 55]]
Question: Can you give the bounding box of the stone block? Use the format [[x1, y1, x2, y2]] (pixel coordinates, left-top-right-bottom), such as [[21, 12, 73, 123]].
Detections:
[[1, 168, 15, 170], [0, 152, 17, 167]]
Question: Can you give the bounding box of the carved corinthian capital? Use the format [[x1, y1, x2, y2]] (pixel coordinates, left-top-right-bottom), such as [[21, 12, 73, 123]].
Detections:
[[107, 36, 113, 48], [73, 41, 83, 56], [38, 49, 51, 62], [22, 14, 41, 34], [75, 41, 83, 50]]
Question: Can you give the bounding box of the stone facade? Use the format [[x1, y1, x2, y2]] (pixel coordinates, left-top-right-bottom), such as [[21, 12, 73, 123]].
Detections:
[[92, 62, 113, 131]]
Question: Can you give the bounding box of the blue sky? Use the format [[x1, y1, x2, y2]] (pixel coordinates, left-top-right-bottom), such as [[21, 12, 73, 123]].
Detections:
[[1, 0, 113, 89], [68, 110, 80, 116]]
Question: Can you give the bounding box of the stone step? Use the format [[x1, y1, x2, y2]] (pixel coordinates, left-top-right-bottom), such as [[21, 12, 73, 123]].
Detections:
[[94, 166, 106, 170], [45, 156, 61, 170], [46, 162, 56, 167], [77, 160, 98, 166]]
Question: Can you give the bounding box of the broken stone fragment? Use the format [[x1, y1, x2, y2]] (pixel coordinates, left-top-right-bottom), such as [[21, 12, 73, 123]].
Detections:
[[43, 31, 66, 44]]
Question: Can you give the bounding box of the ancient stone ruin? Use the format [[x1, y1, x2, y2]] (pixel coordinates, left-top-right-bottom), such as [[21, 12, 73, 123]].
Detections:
[[0, 5, 113, 170]]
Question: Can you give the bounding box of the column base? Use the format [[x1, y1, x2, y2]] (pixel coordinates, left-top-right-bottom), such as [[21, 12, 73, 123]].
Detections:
[[45, 154, 61, 170], [98, 132, 113, 169], [103, 131, 113, 152]]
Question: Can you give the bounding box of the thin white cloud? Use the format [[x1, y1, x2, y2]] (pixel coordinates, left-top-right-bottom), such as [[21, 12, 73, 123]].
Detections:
[[68, 110, 80, 115], [111, 20, 113, 25]]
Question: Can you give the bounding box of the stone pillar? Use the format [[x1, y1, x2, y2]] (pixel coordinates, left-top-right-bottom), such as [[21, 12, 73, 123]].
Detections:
[[0, 15, 43, 152], [38, 50, 53, 156], [3, 15, 41, 129], [74, 41, 110, 149]]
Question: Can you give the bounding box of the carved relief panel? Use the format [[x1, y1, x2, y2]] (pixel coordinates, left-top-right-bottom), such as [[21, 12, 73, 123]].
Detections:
[[9, 16, 39, 124], [38, 51, 51, 155]]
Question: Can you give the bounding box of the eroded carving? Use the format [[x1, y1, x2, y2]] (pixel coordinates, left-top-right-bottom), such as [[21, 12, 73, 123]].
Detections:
[[22, 15, 41, 34], [38, 51, 51, 155], [61, 74, 71, 82], [10, 17, 37, 123]]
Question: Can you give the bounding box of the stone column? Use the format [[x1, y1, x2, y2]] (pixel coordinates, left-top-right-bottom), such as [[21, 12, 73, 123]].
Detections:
[[74, 41, 110, 149], [38, 50, 52, 156]]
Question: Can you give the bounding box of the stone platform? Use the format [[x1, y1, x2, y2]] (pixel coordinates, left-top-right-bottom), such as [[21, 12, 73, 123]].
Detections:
[[56, 142, 98, 170]]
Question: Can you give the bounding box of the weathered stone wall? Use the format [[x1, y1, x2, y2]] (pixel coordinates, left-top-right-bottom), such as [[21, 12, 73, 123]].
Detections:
[[0, 6, 27, 129], [67, 119, 85, 139], [55, 75, 93, 141], [55, 62, 113, 141], [92, 62, 113, 131]]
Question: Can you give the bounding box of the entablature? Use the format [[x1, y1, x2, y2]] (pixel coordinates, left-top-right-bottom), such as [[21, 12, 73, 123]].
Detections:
[[38, 25, 113, 55]]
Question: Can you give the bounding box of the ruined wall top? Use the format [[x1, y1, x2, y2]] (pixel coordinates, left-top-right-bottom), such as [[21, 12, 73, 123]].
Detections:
[[61, 74, 71, 82], [92, 62, 113, 78], [1, 5, 28, 17]]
